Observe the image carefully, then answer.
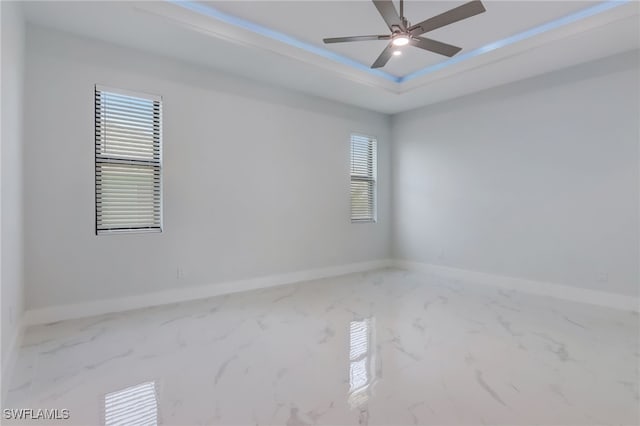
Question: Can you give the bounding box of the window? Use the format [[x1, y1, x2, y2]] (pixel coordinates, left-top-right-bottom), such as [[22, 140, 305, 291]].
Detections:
[[350, 134, 377, 222], [95, 86, 162, 234]]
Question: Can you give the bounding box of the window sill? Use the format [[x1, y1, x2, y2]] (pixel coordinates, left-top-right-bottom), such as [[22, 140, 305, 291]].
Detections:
[[96, 228, 163, 236]]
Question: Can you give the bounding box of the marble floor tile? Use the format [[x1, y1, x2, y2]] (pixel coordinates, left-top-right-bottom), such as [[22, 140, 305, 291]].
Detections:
[[5, 269, 639, 425]]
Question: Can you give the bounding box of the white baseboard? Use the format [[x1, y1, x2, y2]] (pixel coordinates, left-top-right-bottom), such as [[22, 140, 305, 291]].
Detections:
[[394, 260, 639, 312], [1, 318, 24, 407], [24, 259, 393, 326], [23, 258, 636, 326]]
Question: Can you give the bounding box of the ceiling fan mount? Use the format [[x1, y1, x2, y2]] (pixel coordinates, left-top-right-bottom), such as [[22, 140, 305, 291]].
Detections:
[[323, 0, 486, 69]]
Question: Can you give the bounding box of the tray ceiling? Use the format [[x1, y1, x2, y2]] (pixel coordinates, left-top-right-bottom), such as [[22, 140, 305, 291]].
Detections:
[[21, 1, 640, 113], [205, 1, 599, 77]]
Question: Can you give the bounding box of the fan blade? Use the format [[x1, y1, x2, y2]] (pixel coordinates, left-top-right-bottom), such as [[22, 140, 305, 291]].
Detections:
[[409, 0, 486, 36], [410, 37, 462, 57], [323, 35, 391, 44], [371, 43, 394, 69], [372, 0, 404, 31]]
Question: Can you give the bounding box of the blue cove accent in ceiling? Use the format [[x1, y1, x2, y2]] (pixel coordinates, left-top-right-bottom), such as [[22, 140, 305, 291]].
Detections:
[[168, 0, 630, 85]]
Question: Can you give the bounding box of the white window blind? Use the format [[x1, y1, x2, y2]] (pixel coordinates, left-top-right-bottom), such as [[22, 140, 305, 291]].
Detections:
[[95, 86, 162, 234], [350, 134, 377, 223]]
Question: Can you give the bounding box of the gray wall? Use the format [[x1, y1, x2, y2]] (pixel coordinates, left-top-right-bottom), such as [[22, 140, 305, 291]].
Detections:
[[23, 27, 391, 310], [19, 25, 640, 313], [1, 1, 25, 376], [391, 51, 639, 297]]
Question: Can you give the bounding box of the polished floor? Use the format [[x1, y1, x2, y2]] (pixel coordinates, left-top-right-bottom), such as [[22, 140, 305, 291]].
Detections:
[[6, 269, 639, 425]]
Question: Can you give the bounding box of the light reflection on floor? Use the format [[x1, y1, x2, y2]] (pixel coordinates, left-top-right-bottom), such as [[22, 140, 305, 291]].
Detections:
[[104, 381, 158, 426]]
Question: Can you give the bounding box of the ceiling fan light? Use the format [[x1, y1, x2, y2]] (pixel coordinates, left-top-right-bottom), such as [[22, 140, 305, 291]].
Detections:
[[392, 35, 410, 46]]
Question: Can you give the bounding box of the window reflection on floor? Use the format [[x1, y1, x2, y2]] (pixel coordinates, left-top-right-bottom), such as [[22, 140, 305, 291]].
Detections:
[[348, 318, 377, 409], [104, 381, 158, 426]]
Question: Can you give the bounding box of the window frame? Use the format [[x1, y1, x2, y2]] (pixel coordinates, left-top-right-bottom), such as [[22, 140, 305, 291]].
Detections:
[[94, 84, 163, 235], [350, 133, 377, 224]]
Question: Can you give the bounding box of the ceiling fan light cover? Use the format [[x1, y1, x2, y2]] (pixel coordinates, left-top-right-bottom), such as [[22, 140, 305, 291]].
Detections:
[[392, 35, 410, 46]]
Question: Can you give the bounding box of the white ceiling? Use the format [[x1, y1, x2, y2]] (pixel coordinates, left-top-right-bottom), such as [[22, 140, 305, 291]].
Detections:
[[208, 0, 598, 76], [21, 1, 640, 114]]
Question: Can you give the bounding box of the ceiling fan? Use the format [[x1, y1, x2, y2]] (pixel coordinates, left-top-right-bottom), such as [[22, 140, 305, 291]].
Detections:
[[323, 0, 486, 69]]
